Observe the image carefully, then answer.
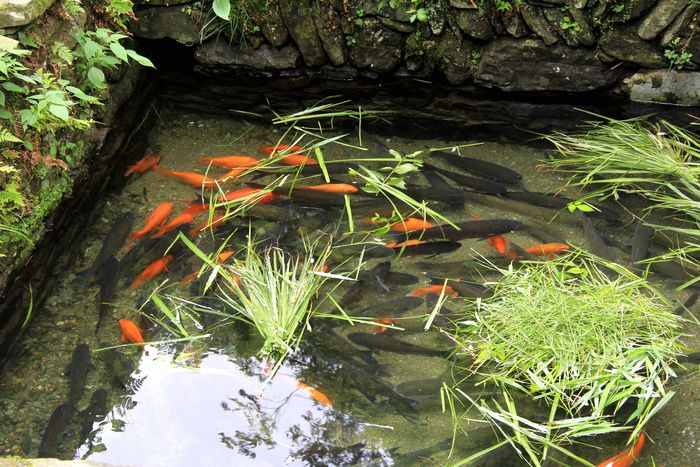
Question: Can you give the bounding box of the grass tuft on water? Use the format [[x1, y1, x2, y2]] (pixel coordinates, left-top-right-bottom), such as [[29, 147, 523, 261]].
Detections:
[[448, 250, 683, 465]]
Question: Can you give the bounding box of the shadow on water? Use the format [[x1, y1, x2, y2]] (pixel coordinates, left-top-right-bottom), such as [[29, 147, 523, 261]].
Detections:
[[0, 70, 698, 466]]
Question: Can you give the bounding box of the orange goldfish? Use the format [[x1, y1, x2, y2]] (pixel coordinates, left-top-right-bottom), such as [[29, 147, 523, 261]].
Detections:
[[386, 239, 426, 249], [390, 217, 434, 232], [259, 144, 302, 155], [198, 155, 259, 168], [596, 429, 645, 467], [182, 250, 235, 284], [373, 318, 399, 332], [130, 202, 174, 240], [119, 319, 144, 346], [279, 154, 318, 166], [156, 168, 218, 188], [487, 235, 509, 254], [181, 201, 209, 216], [298, 183, 358, 194], [296, 381, 333, 407], [217, 168, 246, 183], [151, 213, 195, 238], [409, 285, 459, 298], [124, 154, 161, 176], [525, 243, 570, 256], [130, 255, 173, 289], [189, 213, 227, 237], [219, 188, 278, 204]]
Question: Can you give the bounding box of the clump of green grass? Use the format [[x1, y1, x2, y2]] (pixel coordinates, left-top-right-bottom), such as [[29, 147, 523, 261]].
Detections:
[[448, 251, 683, 465]]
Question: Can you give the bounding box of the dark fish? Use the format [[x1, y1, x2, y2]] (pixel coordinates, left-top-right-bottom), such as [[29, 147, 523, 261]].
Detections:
[[404, 183, 465, 206], [404, 219, 523, 241], [505, 191, 620, 224], [332, 242, 396, 260], [78, 389, 108, 445], [81, 213, 135, 282], [505, 240, 538, 261], [463, 190, 559, 221], [674, 292, 699, 316], [243, 203, 300, 222], [649, 258, 699, 281], [65, 343, 92, 405], [383, 271, 420, 286], [431, 278, 492, 299], [415, 258, 507, 277], [96, 256, 120, 334], [422, 162, 507, 194], [120, 225, 188, 276], [430, 151, 522, 183], [395, 377, 446, 398], [630, 221, 654, 265], [392, 240, 462, 256], [340, 261, 392, 307], [524, 224, 568, 245], [355, 296, 424, 317], [100, 344, 135, 388], [347, 332, 452, 358], [574, 209, 616, 262], [307, 323, 383, 373], [37, 403, 74, 458], [679, 350, 700, 364], [336, 364, 416, 411]]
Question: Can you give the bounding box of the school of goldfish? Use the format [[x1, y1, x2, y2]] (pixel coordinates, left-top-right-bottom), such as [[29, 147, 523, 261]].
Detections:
[[75, 141, 658, 466]]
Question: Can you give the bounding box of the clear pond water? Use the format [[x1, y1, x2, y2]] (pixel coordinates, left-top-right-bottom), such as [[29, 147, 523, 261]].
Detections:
[[0, 104, 698, 466]]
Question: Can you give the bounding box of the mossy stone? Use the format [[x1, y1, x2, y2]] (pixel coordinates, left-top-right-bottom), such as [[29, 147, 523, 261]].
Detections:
[[0, 0, 55, 28]]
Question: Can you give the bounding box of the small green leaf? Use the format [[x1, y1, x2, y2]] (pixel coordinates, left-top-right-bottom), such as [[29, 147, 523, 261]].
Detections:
[[0, 110, 12, 119], [0, 90, 4, 106], [125, 49, 155, 68], [2, 82, 24, 93], [213, 0, 231, 20], [109, 41, 128, 62], [49, 104, 70, 121], [416, 8, 429, 22], [87, 67, 107, 89], [66, 86, 101, 104], [83, 39, 100, 60]]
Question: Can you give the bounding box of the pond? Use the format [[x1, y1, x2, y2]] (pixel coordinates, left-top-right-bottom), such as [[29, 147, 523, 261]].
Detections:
[[0, 89, 698, 466]]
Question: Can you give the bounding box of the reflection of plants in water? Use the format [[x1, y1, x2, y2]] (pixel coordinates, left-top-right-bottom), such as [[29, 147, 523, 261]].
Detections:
[[219, 389, 279, 457], [443, 251, 683, 466]]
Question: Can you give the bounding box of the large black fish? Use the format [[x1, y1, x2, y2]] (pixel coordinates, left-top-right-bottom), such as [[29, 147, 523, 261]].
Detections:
[[422, 162, 507, 194], [504, 191, 620, 224], [404, 183, 465, 206], [78, 389, 108, 446], [340, 262, 393, 307], [430, 278, 492, 299], [389, 240, 462, 256], [347, 332, 452, 358], [355, 296, 424, 317], [37, 403, 74, 458], [65, 343, 92, 405], [336, 364, 416, 411], [630, 221, 654, 266], [415, 258, 507, 278], [574, 210, 616, 262], [430, 151, 522, 183], [96, 256, 120, 334], [100, 344, 135, 388], [81, 213, 134, 283], [403, 219, 523, 241], [523, 224, 568, 245], [674, 293, 699, 316]]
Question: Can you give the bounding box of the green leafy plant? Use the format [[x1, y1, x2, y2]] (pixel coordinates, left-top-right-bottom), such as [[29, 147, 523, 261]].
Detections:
[[665, 37, 693, 70], [104, 0, 136, 31], [72, 28, 154, 91], [206, 0, 265, 43], [560, 16, 580, 33], [446, 251, 682, 465]]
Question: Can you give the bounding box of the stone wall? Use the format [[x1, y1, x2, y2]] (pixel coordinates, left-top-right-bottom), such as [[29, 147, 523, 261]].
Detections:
[[132, 0, 700, 105]]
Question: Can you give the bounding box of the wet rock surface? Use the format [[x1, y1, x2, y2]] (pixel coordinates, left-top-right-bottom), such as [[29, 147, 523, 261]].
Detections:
[[0, 0, 55, 28], [121, 0, 697, 103]]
